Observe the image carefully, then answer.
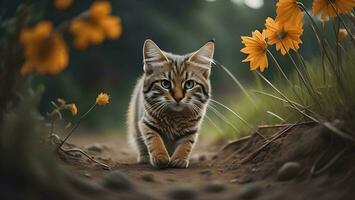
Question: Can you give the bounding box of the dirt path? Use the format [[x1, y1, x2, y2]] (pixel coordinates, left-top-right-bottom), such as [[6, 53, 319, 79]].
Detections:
[[66, 134, 240, 199], [61, 125, 355, 200]]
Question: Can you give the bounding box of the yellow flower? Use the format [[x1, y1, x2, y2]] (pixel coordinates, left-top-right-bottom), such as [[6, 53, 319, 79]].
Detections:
[[264, 17, 303, 55], [240, 30, 269, 72], [69, 1, 122, 49], [313, 0, 355, 21], [96, 92, 110, 106], [53, 0, 73, 10], [68, 104, 78, 116], [276, 0, 303, 28], [338, 28, 348, 41], [20, 21, 69, 76]]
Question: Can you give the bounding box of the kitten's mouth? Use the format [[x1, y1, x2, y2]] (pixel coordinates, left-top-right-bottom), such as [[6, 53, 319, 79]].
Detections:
[[168, 103, 187, 112]]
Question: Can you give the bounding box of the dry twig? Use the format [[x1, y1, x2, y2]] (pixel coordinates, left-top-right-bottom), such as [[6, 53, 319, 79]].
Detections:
[[257, 121, 316, 130], [240, 122, 299, 164], [311, 146, 349, 177], [59, 147, 111, 170]]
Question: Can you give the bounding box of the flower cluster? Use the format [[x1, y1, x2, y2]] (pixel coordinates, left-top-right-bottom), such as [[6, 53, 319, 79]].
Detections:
[[20, 0, 122, 76], [49, 98, 78, 119], [240, 0, 354, 72], [20, 21, 68, 75], [69, 1, 122, 49], [313, 0, 355, 21]]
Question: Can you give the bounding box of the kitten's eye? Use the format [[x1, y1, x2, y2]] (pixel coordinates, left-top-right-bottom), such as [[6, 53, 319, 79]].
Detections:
[[160, 79, 171, 89], [184, 80, 195, 89]]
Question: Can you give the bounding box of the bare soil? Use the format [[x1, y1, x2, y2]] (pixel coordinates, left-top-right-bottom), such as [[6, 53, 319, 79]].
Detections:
[[61, 124, 355, 200]]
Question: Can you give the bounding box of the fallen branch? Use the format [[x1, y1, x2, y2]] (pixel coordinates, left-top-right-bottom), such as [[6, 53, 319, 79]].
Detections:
[[51, 133, 110, 170], [59, 147, 111, 170]]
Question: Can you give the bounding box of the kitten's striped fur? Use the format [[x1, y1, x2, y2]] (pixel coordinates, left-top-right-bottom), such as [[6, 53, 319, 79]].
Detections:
[[127, 39, 214, 168]]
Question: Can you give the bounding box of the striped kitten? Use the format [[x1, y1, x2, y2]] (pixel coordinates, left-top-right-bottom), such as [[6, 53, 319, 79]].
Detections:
[[127, 39, 214, 168]]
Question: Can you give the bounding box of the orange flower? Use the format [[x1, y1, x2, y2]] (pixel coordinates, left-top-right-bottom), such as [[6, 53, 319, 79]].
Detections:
[[313, 0, 355, 21], [264, 17, 303, 55], [68, 104, 78, 116], [240, 30, 269, 72], [69, 1, 122, 49], [338, 28, 348, 41], [20, 21, 68, 75], [90, 1, 111, 20], [276, 0, 303, 28], [96, 92, 110, 106], [53, 0, 73, 10]]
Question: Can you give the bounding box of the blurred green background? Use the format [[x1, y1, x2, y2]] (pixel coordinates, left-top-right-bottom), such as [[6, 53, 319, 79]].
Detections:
[[1, 0, 321, 135]]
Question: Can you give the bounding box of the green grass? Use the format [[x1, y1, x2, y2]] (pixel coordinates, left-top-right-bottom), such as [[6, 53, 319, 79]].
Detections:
[[202, 49, 355, 140]]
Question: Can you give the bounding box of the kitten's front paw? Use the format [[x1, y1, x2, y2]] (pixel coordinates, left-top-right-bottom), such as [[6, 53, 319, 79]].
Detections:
[[150, 154, 170, 169], [170, 158, 189, 168], [138, 155, 150, 164]]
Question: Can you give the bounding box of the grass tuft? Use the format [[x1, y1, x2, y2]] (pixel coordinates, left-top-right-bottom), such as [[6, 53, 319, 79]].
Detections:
[[202, 50, 355, 139]]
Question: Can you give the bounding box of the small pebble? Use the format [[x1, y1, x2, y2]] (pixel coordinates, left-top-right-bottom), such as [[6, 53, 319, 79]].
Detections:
[[235, 183, 262, 200], [101, 170, 133, 190], [84, 172, 91, 178], [86, 144, 104, 153], [69, 174, 104, 194], [277, 161, 301, 181], [166, 184, 197, 200], [200, 169, 212, 176], [230, 176, 253, 184], [203, 181, 226, 193], [230, 178, 238, 183], [198, 154, 207, 162], [141, 174, 155, 182]]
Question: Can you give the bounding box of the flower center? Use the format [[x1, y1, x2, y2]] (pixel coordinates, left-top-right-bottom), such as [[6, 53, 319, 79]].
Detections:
[[277, 30, 287, 40], [38, 37, 55, 59]]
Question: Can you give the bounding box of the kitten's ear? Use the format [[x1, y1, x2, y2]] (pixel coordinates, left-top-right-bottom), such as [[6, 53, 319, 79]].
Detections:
[[143, 39, 169, 74], [188, 41, 215, 78]]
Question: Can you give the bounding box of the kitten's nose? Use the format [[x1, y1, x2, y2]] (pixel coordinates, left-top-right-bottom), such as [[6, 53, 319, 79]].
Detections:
[[174, 96, 183, 103], [172, 88, 184, 103]]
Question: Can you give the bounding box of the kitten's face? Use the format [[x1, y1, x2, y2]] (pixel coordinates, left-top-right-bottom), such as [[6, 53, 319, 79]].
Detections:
[[142, 40, 214, 117]]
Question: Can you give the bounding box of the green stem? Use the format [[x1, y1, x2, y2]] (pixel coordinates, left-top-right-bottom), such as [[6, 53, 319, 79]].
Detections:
[[267, 50, 290, 83], [333, 18, 345, 76], [281, 41, 312, 93], [213, 60, 256, 106], [210, 99, 267, 140], [56, 103, 97, 150], [256, 71, 319, 123], [326, 0, 355, 45], [267, 49, 304, 104], [298, 3, 346, 95], [294, 52, 312, 86], [346, 12, 355, 27], [298, 3, 336, 68]]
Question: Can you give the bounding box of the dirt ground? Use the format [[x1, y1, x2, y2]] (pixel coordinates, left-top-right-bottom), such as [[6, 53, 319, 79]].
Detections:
[[61, 124, 355, 200], [66, 133, 236, 200]]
